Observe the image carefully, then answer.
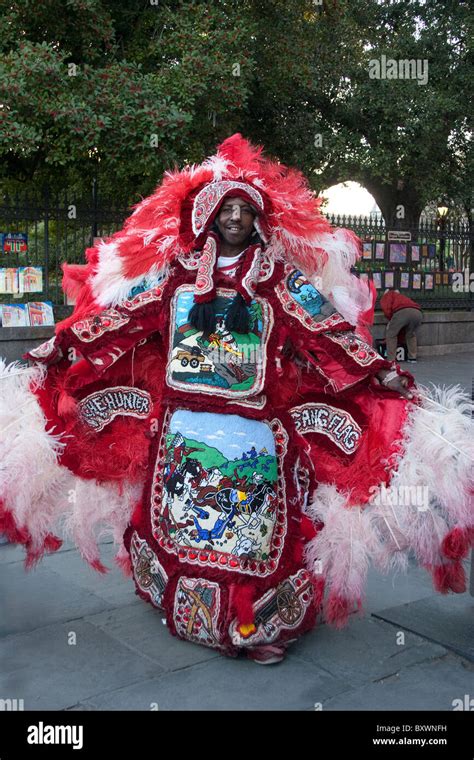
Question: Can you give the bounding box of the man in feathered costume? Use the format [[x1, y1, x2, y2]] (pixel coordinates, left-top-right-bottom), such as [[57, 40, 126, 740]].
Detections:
[[1, 135, 472, 665]]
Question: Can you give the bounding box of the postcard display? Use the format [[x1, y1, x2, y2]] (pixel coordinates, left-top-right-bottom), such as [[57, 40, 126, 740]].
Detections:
[[0, 232, 54, 326], [357, 239, 455, 292]]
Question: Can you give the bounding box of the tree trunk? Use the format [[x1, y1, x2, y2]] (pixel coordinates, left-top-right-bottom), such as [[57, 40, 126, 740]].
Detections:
[[362, 178, 423, 229]]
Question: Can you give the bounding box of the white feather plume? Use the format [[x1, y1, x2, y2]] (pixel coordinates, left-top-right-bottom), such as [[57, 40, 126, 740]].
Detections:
[[0, 359, 138, 568]]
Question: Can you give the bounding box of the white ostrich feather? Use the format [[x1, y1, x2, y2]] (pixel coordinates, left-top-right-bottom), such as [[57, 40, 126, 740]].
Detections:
[[0, 360, 139, 567], [304, 383, 474, 610]]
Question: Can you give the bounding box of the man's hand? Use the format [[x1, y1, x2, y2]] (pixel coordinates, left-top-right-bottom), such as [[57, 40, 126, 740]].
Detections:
[[376, 369, 415, 400]]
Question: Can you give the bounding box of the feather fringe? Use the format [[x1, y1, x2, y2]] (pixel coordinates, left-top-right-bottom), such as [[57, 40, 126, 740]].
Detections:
[[304, 383, 474, 626], [0, 360, 140, 571]]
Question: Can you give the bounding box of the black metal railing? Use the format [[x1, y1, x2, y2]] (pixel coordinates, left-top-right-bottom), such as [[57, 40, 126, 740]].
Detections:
[[327, 214, 474, 310], [0, 189, 129, 306], [0, 191, 472, 311]]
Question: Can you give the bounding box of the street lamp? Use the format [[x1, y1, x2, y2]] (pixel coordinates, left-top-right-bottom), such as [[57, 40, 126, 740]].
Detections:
[[437, 203, 449, 272]]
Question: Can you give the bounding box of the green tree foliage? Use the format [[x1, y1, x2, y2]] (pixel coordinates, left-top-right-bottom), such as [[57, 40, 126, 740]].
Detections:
[[0, 0, 471, 225], [242, 0, 472, 228]]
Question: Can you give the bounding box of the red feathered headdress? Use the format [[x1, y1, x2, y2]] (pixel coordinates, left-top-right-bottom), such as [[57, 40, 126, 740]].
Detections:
[[60, 133, 369, 328]]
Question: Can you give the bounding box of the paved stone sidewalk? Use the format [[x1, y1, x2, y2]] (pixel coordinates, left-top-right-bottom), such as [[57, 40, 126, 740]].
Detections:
[[0, 353, 472, 711]]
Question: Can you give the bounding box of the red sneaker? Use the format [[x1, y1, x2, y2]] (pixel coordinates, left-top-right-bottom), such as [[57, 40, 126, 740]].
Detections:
[[246, 643, 287, 665]]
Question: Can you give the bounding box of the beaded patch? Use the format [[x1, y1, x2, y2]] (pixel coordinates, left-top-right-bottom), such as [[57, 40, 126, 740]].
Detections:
[[174, 577, 224, 648], [121, 285, 168, 312], [177, 249, 206, 270], [27, 335, 60, 362], [70, 309, 130, 343], [151, 408, 288, 577], [276, 266, 346, 333], [289, 402, 362, 454], [241, 246, 262, 301], [124, 268, 170, 302], [192, 180, 265, 236], [166, 285, 272, 398], [323, 331, 381, 366], [79, 386, 152, 431], [229, 568, 314, 646], [225, 395, 267, 410], [130, 531, 168, 609]]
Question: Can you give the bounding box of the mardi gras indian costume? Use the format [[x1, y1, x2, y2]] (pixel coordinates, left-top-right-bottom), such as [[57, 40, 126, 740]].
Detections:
[[1, 135, 472, 662]]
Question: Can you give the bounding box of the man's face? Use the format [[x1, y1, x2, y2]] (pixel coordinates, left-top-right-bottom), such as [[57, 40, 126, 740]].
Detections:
[[215, 196, 256, 247]]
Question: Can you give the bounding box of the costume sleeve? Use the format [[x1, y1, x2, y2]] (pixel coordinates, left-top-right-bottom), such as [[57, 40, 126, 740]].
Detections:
[[2, 285, 170, 573], [274, 267, 413, 395], [25, 285, 168, 377]]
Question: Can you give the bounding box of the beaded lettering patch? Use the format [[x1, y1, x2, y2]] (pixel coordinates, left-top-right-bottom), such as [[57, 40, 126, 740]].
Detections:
[[79, 386, 152, 431], [289, 402, 362, 454]]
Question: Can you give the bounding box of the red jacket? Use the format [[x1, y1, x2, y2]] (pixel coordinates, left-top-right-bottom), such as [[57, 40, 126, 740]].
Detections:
[[380, 290, 421, 320]]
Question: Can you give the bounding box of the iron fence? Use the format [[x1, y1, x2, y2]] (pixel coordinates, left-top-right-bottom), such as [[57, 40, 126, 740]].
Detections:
[[327, 213, 474, 310], [0, 191, 472, 311]]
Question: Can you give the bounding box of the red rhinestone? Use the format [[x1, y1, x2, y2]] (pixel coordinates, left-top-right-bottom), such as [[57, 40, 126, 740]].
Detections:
[[209, 553, 218, 563], [219, 555, 228, 565], [199, 552, 208, 562], [258, 563, 266, 573], [188, 551, 197, 560], [229, 558, 239, 568]]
